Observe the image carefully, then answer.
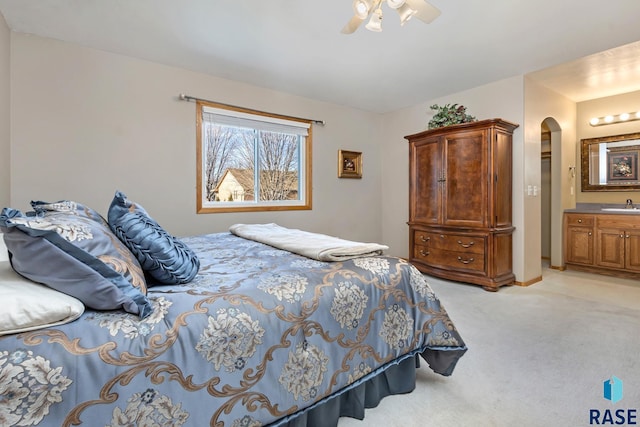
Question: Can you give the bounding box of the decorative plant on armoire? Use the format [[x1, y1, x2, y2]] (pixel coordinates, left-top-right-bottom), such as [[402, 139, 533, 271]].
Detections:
[[427, 103, 476, 129]]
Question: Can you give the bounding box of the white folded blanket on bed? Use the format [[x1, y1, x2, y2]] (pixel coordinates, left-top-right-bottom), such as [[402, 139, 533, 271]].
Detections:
[[229, 223, 389, 261]]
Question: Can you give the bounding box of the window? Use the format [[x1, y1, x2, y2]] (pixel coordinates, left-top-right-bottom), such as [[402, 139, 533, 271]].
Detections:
[[196, 101, 312, 213]]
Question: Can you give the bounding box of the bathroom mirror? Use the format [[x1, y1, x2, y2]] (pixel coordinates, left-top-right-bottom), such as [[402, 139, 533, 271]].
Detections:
[[581, 132, 640, 191]]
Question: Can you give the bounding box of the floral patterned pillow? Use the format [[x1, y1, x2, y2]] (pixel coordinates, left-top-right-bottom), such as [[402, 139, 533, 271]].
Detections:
[[0, 201, 152, 318]]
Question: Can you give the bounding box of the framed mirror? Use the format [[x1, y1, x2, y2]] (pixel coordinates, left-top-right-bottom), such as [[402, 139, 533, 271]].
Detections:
[[581, 132, 640, 191]]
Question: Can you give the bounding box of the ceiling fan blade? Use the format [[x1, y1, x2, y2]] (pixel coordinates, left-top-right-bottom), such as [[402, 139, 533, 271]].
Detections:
[[405, 0, 441, 23], [341, 15, 365, 34]]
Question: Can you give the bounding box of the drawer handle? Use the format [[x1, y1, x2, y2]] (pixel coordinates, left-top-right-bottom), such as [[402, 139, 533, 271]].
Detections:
[[457, 240, 475, 248], [419, 249, 430, 257], [420, 235, 430, 242], [457, 256, 474, 264], [578, 219, 582, 223]]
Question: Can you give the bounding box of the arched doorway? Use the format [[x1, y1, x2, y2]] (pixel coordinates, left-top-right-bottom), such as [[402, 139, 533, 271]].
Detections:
[[540, 117, 563, 269], [541, 122, 551, 266]]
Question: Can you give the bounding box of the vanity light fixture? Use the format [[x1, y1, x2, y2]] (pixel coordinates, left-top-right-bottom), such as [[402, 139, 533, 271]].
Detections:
[[589, 111, 640, 126]]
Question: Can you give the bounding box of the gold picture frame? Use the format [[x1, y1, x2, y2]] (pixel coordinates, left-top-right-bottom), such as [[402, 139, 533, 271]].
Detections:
[[338, 150, 362, 178]]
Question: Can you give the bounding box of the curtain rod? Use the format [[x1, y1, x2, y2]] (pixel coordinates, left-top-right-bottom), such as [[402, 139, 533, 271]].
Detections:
[[178, 93, 326, 126]]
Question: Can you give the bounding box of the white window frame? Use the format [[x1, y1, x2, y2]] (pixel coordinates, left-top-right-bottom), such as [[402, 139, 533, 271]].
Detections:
[[196, 100, 313, 213]]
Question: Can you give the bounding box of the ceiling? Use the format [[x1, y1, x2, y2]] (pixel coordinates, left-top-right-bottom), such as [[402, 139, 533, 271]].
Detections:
[[2, 0, 640, 113]]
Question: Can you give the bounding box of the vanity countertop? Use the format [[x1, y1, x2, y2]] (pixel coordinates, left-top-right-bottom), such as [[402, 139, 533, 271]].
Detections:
[[565, 203, 640, 214]]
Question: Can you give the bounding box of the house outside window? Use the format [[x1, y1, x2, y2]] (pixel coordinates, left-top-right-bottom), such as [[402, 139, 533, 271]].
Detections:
[[196, 101, 312, 213]]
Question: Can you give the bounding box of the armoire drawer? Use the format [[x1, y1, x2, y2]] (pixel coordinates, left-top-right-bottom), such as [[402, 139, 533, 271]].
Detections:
[[413, 230, 486, 255], [413, 246, 486, 273]]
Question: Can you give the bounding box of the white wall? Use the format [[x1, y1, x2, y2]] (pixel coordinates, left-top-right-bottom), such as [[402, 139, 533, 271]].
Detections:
[[9, 34, 385, 244], [12, 32, 633, 284], [523, 78, 576, 274], [0, 13, 9, 208], [379, 75, 635, 284], [380, 77, 528, 280], [576, 90, 640, 204]]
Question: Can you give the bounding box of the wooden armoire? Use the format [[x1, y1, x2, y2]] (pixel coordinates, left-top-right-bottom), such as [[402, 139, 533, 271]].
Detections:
[[405, 118, 519, 291]]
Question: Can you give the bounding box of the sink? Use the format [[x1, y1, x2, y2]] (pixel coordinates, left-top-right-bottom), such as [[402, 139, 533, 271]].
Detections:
[[601, 208, 640, 213]]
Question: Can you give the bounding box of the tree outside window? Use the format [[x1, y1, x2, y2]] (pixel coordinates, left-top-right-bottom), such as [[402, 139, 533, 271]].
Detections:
[[196, 101, 312, 213]]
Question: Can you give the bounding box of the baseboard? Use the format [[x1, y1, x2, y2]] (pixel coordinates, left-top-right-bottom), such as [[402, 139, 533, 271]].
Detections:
[[515, 275, 542, 287], [549, 265, 566, 271]]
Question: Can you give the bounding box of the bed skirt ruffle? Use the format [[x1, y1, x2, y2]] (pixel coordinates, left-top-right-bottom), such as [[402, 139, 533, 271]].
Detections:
[[272, 354, 420, 427]]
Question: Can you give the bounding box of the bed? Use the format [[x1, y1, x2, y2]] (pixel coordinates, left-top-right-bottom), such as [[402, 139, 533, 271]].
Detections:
[[0, 195, 467, 427]]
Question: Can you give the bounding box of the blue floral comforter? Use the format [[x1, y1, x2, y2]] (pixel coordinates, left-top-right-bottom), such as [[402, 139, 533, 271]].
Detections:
[[0, 232, 467, 426]]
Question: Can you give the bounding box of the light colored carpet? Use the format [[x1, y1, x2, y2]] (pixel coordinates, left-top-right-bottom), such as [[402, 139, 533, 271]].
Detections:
[[338, 265, 640, 427]]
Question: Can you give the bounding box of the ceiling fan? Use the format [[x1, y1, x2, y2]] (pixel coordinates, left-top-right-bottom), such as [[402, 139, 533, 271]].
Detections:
[[341, 0, 440, 33]]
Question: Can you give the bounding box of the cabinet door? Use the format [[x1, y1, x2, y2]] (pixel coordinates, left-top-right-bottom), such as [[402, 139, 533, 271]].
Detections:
[[625, 229, 640, 272], [595, 228, 625, 269], [442, 130, 487, 227], [566, 226, 594, 265], [493, 130, 513, 228], [411, 137, 442, 224]]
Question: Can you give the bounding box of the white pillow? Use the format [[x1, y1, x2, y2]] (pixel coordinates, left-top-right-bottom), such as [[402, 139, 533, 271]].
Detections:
[[0, 260, 85, 335]]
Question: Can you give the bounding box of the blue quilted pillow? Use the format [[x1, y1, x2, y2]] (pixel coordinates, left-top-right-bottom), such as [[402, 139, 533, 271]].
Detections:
[[0, 202, 152, 318], [108, 191, 200, 285]]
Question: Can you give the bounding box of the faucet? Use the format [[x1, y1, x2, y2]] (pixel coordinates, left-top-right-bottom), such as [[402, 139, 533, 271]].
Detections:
[[626, 199, 634, 209]]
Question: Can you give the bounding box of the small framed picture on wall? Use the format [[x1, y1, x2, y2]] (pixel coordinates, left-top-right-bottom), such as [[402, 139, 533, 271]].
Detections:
[[338, 150, 362, 179], [608, 151, 638, 181]]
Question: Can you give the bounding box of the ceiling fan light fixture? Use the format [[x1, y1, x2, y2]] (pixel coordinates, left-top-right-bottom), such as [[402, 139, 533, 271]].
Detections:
[[353, 0, 373, 19], [386, 0, 406, 9], [342, 0, 439, 34], [397, 4, 417, 25], [365, 8, 383, 32]]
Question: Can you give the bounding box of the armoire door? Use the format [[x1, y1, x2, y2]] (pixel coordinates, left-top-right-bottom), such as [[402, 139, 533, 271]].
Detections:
[[442, 129, 488, 227], [410, 137, 442, 225]]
